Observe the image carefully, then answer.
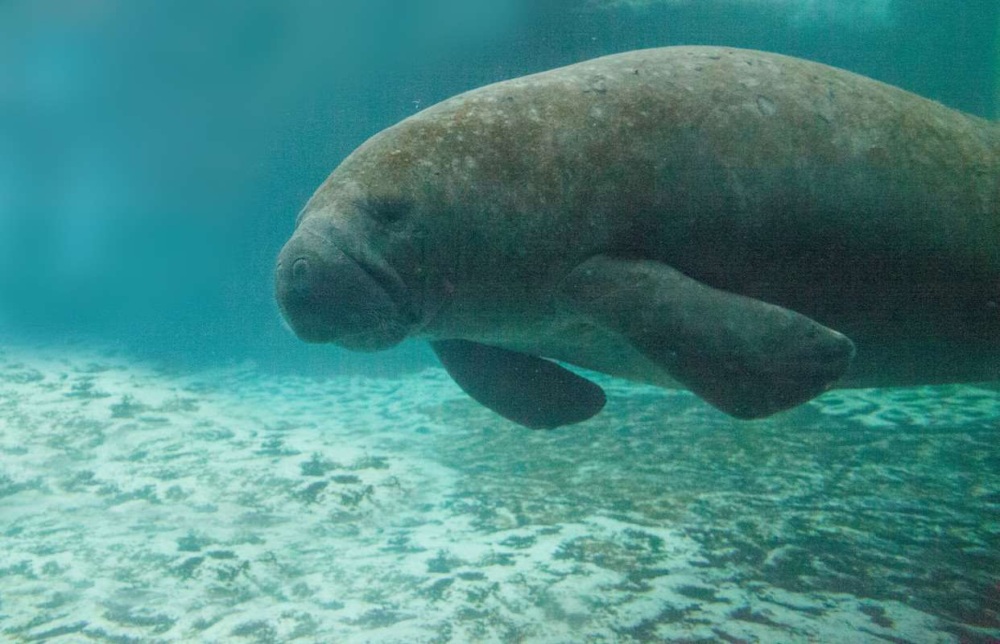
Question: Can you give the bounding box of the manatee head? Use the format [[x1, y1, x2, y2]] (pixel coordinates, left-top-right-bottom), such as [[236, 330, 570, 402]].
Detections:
[[275, 188, 426, 352]]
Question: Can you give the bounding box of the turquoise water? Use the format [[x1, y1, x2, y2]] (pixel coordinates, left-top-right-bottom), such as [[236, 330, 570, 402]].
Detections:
[[1, 2, 998, 642]]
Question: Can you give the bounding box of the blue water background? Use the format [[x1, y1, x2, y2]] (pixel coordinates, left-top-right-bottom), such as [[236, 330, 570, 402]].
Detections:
[[0, 0, 996, 375]]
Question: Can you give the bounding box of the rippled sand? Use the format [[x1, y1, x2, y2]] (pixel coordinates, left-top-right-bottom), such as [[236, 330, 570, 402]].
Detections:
[[1, 345, 997, 642]]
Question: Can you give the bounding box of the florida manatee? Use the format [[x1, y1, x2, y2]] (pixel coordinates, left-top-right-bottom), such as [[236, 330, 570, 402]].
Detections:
[[275, 46, 1000, 428]]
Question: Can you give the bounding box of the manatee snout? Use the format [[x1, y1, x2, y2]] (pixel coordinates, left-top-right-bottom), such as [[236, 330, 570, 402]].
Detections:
[[275, 230, 409, 351]]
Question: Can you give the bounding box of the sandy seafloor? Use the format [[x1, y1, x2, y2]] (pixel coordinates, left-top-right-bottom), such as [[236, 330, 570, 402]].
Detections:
[[1, 344, 998, 643]]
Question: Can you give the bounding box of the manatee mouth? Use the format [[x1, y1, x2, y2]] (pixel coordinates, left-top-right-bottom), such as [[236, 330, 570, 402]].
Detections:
[[275, 233, 413, 351]]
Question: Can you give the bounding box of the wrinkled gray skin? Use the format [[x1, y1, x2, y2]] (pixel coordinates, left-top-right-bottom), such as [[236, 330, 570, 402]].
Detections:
[[276, 46, 999, 423]]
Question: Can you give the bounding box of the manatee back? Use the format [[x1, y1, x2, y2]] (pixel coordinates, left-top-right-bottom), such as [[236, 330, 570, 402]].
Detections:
[[382, 46, 998, 269]]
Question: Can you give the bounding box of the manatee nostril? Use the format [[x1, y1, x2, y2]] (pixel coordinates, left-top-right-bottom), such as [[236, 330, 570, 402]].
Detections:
[[291, 258, 310, 290]]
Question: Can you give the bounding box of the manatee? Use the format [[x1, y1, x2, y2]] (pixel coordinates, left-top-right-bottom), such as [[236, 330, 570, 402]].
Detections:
[[275, 46, 1000, 428]]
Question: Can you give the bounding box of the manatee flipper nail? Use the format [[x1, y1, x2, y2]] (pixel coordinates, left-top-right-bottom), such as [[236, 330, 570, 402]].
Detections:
[[559, 256, 856, 418], [431, 339, 606, 429]]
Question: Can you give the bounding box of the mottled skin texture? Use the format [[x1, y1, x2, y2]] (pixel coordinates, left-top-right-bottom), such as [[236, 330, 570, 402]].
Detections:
[[276, 46, 999, 419]]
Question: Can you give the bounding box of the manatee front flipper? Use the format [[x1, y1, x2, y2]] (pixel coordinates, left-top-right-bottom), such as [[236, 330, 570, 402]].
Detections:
[[559, 256, 855, 419], [431, 339, 606, 429]]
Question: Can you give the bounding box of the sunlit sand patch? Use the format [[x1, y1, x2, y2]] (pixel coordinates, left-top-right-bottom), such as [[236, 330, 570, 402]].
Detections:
[[1, 344, 996, 642], [814, 384, 1000, 428]]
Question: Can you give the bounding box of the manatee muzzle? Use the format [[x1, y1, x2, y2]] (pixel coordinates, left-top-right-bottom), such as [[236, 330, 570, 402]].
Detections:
[[275, 231, 410, 351]]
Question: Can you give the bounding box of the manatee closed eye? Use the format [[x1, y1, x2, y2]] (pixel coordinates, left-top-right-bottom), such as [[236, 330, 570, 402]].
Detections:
[[276, 46, 1000, 428]]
